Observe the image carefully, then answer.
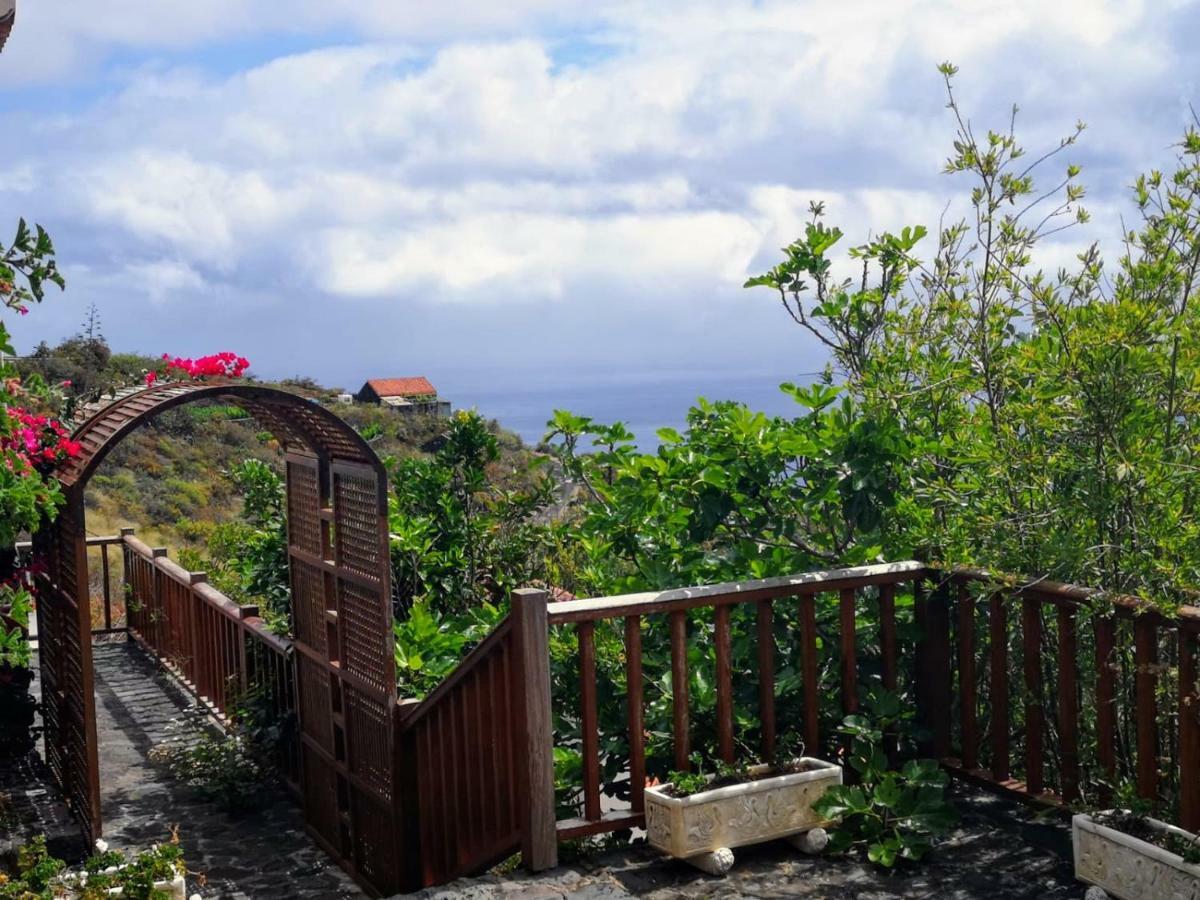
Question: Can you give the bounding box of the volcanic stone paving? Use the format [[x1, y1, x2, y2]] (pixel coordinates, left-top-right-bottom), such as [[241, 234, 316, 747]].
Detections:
[[400, 787, 1086, 900], [14, 642, 1088, 899], [91, 641, 361, 899]]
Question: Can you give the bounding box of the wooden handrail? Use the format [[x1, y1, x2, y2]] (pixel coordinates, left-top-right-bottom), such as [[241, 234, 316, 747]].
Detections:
[[547, 560, 927, 624]]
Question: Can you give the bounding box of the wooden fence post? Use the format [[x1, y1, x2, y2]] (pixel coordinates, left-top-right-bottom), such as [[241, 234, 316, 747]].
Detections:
[[915, 575, 953, 759], [119, 528, 135, 638], [511, 587, 557, 872], [1179, 629, 1198, 832]]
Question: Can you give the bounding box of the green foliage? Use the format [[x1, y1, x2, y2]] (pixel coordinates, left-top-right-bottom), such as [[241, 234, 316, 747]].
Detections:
[[0, 832, 185, 899], [149, 684, 288, 814], [814, 695, 958, 867], [0, 585, 33, 668], [393, 600, 506, 698], [546, 396, 907, 594], [747, 66, 1200, 603], [389, 410, 555, 615]]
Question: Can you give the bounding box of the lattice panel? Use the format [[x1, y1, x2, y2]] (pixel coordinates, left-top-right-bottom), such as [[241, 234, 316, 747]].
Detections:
[[290, 560, 327, 654], [353, 787, 399, 890], [339, 580, 391, 693], [286, 458, 323, 556], [344, 686, 392, 801], [333, 468, 383, 581], [296, 654, 334, 755], [302, 744, 341, 851]]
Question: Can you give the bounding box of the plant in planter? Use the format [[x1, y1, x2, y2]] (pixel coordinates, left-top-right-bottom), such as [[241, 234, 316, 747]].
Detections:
[[0, 832, 193, 899], [0, 583, 38, 761], [644, 738, 843, 875], [1073, 803, 1200, 900], [811, 695, 958, 867]]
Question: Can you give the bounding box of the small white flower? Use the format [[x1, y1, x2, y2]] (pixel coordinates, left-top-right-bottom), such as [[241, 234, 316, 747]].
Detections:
[[94, 838, 109, 853]]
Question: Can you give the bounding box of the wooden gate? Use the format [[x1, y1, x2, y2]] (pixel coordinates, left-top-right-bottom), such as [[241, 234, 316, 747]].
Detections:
[[286, 454, 402, 896], [33, 489, 102, 842], [41, 382, 402, 897]]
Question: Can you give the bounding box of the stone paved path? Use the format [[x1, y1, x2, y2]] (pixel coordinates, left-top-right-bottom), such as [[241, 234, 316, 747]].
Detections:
[[402, 786, 1087, 900], [92, 641, 363, 899]]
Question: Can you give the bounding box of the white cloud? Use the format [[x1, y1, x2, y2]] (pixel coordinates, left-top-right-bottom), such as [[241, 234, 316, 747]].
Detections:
[[1, 0, 1197, 385]]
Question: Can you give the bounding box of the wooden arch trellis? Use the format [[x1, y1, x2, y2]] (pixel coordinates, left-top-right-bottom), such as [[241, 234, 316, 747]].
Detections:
[[36, 381, 401, 893]]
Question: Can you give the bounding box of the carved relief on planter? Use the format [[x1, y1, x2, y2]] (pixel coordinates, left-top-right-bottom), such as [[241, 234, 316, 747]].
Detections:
[[1073, 813, 1200, 900], [644, 759, 842, 862]]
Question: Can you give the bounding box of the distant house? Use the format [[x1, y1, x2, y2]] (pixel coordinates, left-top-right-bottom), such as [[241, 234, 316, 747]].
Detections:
[[355, 377, 450, 416], [0, 2, 15, 54]]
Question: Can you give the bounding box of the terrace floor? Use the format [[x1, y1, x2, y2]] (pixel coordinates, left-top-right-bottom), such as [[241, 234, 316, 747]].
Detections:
[[5, 640, 1090, 899], [33, 641, 359, 899], [406, 785, 1083, 899]]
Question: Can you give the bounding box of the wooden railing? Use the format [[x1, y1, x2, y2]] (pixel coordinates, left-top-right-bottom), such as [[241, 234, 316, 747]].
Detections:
[[14, 533, 127, 638], [121, 533, 299, 787], [14, 530, 1200, 892], [542, 561, 928, 851], [393, 588, 555, 888], [395, 560, 1200, 888]]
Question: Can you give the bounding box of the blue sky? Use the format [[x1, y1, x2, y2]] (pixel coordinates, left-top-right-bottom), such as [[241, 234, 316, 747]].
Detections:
[[2, 1, 1200, 406]]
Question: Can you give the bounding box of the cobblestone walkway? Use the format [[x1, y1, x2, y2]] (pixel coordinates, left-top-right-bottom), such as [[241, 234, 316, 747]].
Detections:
[[92, 641, 362, 899], [403, 786, 1085, 900]]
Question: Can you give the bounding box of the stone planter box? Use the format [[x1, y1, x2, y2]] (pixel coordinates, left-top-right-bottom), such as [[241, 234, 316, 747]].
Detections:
[[1073, 812, 1200, 900], [645, 758, 842, 873]]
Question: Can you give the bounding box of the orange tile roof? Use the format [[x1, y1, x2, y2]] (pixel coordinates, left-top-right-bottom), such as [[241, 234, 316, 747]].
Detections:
[[366, 376, 437, 398]]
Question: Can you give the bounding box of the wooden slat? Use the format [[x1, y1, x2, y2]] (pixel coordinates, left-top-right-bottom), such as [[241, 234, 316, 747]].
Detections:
[[756, 600, 776, 761], [799, 593, 820, 754], [624, 616, 646, 813], [989, 592, 1010, 782], [839, 588, 858, 716], [1095, 615, 1117, 803], [1134, 616, 1158, 802], [714, 605, 734, 764], [556, 811, 644, 840], [929, 583, 953, 759], [878, 583, 897, 693], [956, 581, 978, 771], [670, 610, 690, 771], [1180, 629, 1200, 832], [578, 622, 601, 821], [1022, 598, 1044, 795], [1056, 606, 1080, 802]]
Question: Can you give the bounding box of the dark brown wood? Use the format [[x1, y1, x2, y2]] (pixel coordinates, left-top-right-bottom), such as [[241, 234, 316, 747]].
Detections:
[[799, 593, 820, 754], [578, 621, 601, 821], [624, 616, 646, 813], [1095, 615, 1117, 803], [100, 543, 112, 631], [839, 589, 858, 716], [956, 581, 978, 770], [1022, 598, 1045, 796], [878, 583, 897, 693], [756, 600, 776, 762], [989, 592, 1011, 782], [916, 579, 953, 758], [715, 604, 735, 764], [546, 562, 927, 624], [1180, 629, 1200, 832], [670, 610, 690, 771], [512, 588, 558, 872], [1056, 606, 1080, 802], [556, 811, 645, 840], [1134, 615, 1159, 802]]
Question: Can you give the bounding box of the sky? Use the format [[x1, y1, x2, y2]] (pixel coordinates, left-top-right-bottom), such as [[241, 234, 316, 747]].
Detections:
[[2, 1, 1200, 421]]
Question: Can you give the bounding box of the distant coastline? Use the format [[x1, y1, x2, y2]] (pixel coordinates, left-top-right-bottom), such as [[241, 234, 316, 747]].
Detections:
[[446, 370, 818, 450]]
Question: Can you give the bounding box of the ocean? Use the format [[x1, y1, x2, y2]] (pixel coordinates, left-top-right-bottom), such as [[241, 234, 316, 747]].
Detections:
[[446, 370, 818, 449]]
